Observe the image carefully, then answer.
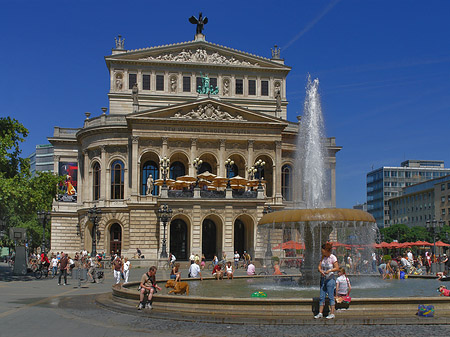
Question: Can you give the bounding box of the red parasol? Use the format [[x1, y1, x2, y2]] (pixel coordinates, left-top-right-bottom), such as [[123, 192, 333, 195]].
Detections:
[[435, 241, 450, 247], [273, 240, 305, 250], [411, 240, 433, 246]]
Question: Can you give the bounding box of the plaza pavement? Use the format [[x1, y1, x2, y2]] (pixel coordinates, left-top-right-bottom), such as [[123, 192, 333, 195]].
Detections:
[[1, 262, 450, 337]]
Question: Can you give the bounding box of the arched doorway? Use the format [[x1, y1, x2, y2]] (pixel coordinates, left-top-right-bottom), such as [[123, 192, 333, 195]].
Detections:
[[110, 223, 122, 255], [170, 219, 188, 260], [202, 219, 217, 260], [234, 219, 245, 254]]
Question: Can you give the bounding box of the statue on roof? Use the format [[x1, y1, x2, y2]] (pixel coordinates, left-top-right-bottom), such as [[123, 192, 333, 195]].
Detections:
[[197, 73, 219, 96], [114, 35, 125, 50], [189, 12, 208, 35]]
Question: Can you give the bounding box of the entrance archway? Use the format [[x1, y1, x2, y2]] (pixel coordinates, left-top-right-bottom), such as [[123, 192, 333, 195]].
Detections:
[[170, 219, 188, 260], [234, 215, 254, 257], [234, 219, 245, 254], [202, 219, 217, 260], [110, 223, 122, 255]]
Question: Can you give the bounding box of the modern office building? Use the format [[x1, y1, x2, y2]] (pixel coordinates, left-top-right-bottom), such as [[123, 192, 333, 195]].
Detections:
[[48, 23, 341, 260], [367, 160, 450, 228], [389, 174, 450, 227], [28, 144, 54, 176]]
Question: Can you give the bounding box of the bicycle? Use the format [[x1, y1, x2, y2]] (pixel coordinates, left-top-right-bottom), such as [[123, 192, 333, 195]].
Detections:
[[87, 268, 106, 283], [208, 259, 226, 271], [162, 260, 176, 271], [34, 264, 51, 279]]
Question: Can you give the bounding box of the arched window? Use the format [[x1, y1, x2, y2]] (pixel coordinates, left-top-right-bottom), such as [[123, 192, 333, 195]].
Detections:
[[227, 163, 239, 178], [198, 162, 212, 174], [282, 164, 292, 201], [111, 160, 124, 199], [142, 160, 159, 195], [93, 162, 101, 200], [170, 161, 185, 180]]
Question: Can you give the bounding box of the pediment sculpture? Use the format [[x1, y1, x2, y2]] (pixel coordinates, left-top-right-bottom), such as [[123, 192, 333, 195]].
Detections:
[[172, 104, 246, 121], [140, 48, 259, 67]]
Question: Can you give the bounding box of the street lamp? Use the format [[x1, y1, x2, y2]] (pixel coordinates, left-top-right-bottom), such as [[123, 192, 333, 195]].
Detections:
[[158, 204, 173, 259], [37, 211, 51, 255], [263, 206, 273, 258], [88, 205, 102, 256], [254, 159, 265, 190], [225, 158, 234, 188], [160, 156, 170, 187], [193, 157, 203, 187], [426, 217, 444, 271]]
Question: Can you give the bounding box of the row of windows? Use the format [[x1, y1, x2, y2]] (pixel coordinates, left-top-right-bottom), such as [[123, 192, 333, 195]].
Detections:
[[383, 170, 446, 178], [441, 183, 450, 191], [127, 73, 271, 96], [92, 160, 293, 201]]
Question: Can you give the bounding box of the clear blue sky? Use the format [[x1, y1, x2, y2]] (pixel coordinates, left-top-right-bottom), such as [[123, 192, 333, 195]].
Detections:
[[2, 0, 450, 208]]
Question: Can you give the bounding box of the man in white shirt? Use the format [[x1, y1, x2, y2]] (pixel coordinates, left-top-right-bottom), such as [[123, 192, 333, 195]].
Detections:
[[123, 257, 131, 283], [234, 251, 240, 269], [189, 261, 202, 280], [51, 256, 59, 277]]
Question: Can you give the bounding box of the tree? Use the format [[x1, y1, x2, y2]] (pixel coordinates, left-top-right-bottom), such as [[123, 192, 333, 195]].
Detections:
[[0, 117, 29, 178]]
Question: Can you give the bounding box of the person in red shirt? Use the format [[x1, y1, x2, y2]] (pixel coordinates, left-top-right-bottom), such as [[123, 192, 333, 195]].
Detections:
[[212, 264, 223, 280]]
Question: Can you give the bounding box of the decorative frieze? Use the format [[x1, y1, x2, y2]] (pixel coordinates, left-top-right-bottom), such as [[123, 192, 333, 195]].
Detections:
[[172, 104, 245, 121]]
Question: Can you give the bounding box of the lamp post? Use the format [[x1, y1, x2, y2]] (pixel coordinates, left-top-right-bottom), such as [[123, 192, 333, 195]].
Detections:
[[247, 166, 257, 191], [254, 159, 265, 190], [158, 204, 173, 259], [426, 217, 444, 273], [37, 211, 51, 255], [263, 206, 273, 258], [193, 157, 203, 187], [225, 158, 234, 188], [88, 205, 102, 256], [160, 156, 170, 187]]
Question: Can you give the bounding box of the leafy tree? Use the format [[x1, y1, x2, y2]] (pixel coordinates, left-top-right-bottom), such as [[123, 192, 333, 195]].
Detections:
[[0, 117, 29, 178]]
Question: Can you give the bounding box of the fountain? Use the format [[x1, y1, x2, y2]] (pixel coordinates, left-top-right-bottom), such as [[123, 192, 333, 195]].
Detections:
[[258, 76, 377, 284]]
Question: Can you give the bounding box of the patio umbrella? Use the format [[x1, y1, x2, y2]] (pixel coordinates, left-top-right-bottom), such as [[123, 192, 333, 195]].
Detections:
[[212, 176, 229, 187], [197, 171, 216, 181], [154, 178, 175, 186], [412, 240, 433, 246], [176, 175, 197, 182], [273, 240, 305, 250], [435, 241, 450, 247], [246, 179, 259, 187], [230, 175, 248, 185]]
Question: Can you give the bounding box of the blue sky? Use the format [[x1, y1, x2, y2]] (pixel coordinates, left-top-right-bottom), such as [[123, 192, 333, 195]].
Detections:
[[2, 0, 450, 208]]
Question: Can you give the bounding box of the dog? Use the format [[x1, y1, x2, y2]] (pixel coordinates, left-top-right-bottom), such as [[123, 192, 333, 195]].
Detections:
[[168, 281, 189, 295], [165, 279, 176, 288], [438, 285, 450, 296]]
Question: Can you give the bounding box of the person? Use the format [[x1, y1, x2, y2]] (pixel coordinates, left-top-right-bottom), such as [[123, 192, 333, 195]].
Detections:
[[87, 254, 97, 283], [273, 261, 283, 275], [138, 266, 161, 310], [336, 268, 351, 299], [57, 252, 69, 286], [442, 254, 449, 273], [314, 242, 339, 320], [387, 258, 400, 279], [378, 262, 388, 279], [200, 254, 206, 270], [51, 255, 58, 277], [136, 248, 142, 259], [169, 253, 176, 268], [400, 253, 412, 274], [123, 257, 131, 283], [68, 256, 75, 275], [113, 256, 123, 284], [247, 261, 256, 276], [371, 252, 377, 273], [425, 252, 432, 275], [170, 263, 181, 282], [194, 254, 200, 264], [212, 263, 223, 280], [188, 260, 202, 280], [225, 261, 234, 279], [234, 251, 240, 269], [189, 253, 195, 264], [212, 255, 218, 266]]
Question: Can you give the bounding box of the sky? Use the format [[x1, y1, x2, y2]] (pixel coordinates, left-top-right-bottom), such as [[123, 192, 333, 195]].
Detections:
[[1, 0, 450, 208]]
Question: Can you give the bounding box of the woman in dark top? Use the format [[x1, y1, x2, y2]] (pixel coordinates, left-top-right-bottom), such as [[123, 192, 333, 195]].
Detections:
[[170, 263, 181, 282]]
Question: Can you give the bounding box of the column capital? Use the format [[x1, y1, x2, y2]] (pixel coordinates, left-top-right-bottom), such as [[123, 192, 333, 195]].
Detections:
[[275, 141, 282, 149], [162, 137, 168, 145], [100, 145, 106, 153], [190, 138, 197, 146], [54, 155, 60, 161], [248, 140, 254, 147], [131, 135, 139, 144], [219, 139, 226, 147]]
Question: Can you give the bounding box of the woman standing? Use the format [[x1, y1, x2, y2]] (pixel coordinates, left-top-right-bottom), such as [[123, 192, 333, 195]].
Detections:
[[314, 242, 339, 319]]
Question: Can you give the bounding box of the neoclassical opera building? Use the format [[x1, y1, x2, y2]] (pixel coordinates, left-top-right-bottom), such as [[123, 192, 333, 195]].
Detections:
[[49, 25, 340, 261]]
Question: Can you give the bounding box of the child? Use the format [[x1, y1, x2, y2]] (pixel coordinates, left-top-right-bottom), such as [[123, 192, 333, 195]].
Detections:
[[336, 268, 351, 299], [438, 285, 450, 296]]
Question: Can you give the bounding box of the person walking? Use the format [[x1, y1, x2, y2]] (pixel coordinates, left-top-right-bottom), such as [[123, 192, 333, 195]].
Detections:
[[314, 242, 339, 320], [57, 252, 69, 285], [113, 256, 123, 284], [123, 257, 131, 283]]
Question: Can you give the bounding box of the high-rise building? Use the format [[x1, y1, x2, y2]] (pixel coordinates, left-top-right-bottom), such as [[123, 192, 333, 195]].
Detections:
[[367, 160, 450, 228], [28, 144, 54, 176]]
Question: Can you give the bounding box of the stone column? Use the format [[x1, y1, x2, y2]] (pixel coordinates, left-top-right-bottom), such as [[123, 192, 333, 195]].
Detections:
[[189, 138, 197, 176], [82, 150, 89, 202], [330, 161, 336, 207], [247, 140, 254, 178], [219, 139, 226, 177], [101, 146, 108, 201], [54, 155, 60, 175], [131, 136, 139, 198], [192, 204, 202, 255], [275, 141, 283, 204], [224, 205, 234, 258]]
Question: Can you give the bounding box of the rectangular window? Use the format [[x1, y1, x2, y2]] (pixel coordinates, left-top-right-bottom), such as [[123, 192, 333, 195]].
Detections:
[[235, 79, 243, 94], [142, 74, 150, 90], [448, 183, 450, 189], [442, 184, 446, 191], [196, 77, 202, 92], [183, 76, 191, 92], [442, 196, 446, 203], [442, 209, 446, 216], [261, 80, 269, 96], [128, 73, 137, 89], [156, 75, 164, 91], [210, 77, 217, 89], [248, 80, 256, 95]]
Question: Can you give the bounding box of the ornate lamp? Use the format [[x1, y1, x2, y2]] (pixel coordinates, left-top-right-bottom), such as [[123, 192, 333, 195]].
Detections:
[[263, 206, 273, 258], [193, 157, 203, 187], [160, 156, 170, 187], [87, 205, 102, 256], [37, 211, 51, 255], [254, 159, 266, 190], [225, 158, 235, 188], [158, 204, 173, 259]]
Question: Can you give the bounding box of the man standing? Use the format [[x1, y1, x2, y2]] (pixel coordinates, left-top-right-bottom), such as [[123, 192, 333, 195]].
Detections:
[[138, 266, 161, 310], [58, 253, 69, 285], [234, 251, 240, 269], [189, 260, 203, 280], [113, 256, 123, 284]]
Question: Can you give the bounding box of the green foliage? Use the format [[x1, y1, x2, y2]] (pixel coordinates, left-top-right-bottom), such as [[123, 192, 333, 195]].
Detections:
[[382, 255, 391, 262], [0, 117, 29, 178], [380, 223, 450, 244], [0, 117, 64, 251], [271, 256, 280, 263]]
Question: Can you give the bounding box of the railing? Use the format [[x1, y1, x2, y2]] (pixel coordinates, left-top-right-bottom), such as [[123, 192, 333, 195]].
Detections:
[[200, 190, 226, 199], [168, 190, 194, 198], [232, 190, 257, 198]]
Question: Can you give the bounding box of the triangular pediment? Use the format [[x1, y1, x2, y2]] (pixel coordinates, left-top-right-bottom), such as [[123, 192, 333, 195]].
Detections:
[[127, 98, 288, 126], [107, 40, 290, 70]]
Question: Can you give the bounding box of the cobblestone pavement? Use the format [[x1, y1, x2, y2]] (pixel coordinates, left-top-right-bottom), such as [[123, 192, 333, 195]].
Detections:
[[1, 262, 450, 337]]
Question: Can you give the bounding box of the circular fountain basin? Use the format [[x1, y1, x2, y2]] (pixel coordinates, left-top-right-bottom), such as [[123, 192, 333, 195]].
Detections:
[[109, 275, 450, 324]]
